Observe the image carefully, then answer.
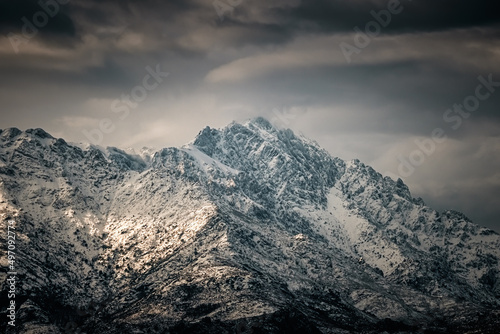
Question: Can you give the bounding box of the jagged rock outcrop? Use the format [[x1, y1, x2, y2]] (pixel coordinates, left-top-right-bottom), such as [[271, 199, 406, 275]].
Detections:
[[1, 118, 499, 333]]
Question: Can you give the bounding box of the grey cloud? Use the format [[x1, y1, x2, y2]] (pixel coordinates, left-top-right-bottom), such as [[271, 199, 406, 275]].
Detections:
[[279, 0, 500, 34], [1, 0, 77, 49]]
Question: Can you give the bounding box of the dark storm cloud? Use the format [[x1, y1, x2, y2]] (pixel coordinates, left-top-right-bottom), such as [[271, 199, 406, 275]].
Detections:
[[280, 0, 500, 34], [4, 0, 500, 54], [216, 19, 295, 47], [68, 0, 201, 27], [1, 0, 213, 53], [0, 0, 77, 42]]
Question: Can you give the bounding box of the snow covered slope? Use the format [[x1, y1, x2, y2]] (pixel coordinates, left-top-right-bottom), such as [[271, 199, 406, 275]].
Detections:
[[1, 119, 499, 333]]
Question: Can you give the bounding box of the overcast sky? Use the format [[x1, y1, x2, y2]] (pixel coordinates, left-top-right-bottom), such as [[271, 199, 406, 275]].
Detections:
[[1, 0, 499, 231]]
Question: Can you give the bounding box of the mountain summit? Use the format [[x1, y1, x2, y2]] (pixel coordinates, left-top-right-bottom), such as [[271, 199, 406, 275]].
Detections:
[[1, 119, 499, 333]]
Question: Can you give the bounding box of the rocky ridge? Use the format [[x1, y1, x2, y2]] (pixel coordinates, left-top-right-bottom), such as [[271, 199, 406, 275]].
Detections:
[[0, 118, 499, 333]]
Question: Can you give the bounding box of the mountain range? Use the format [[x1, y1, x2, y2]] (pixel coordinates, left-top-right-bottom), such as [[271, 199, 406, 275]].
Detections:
[[1, 117, 499, 333]]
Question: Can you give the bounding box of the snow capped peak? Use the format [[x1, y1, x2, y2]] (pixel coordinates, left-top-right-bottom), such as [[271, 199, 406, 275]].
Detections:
[[192, 125, 221, 157], [0, 127, 23, 140], [181, 143, 240, 176], [25, 128, 54, 139], [244, 116, 276, 131], [0, 127, 56, 142], [1, 120, 500, 333]]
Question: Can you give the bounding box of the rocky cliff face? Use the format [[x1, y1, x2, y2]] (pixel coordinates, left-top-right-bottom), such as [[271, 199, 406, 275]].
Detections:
[[1, 118, 499, 333]]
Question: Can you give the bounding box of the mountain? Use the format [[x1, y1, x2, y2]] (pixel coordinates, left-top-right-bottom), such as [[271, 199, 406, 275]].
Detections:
[[1, 118, 499, 333]]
